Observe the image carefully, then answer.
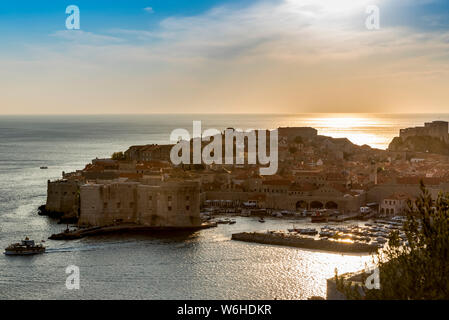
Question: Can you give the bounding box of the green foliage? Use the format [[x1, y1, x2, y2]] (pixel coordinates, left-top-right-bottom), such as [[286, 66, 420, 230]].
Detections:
[[336, 182, 449, 299], [111, 151, 125, 160]]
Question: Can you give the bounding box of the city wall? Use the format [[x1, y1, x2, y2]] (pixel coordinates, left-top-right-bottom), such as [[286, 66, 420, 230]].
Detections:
[[46, 180, 79, 214], [79, 181, 201, 227]]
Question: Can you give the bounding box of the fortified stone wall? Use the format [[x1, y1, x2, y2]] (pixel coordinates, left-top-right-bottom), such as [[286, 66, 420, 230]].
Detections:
[[79, 181, 201, 227], [400, 121, 449, 143], [46, 180, 79, 214], [366, 182, 449, 204], [204, 191, 363, 213]]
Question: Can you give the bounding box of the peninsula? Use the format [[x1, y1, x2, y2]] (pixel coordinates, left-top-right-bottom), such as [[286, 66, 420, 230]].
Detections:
[[41, 122, 449, 237]]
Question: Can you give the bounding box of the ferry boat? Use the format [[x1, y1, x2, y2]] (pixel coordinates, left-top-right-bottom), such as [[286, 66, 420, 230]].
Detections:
[[4, 237, 46, 255]]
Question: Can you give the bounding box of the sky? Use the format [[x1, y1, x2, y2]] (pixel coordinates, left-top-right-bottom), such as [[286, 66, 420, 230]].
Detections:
[[0, 0, 449, 114]]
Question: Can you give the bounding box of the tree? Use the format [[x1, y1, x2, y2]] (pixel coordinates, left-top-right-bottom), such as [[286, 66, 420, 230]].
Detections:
[[111, 152, 125, 160], [336, 182, 449, 299]]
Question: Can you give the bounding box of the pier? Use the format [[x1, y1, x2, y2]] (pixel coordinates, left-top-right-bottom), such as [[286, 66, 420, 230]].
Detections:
[[231, 232, 378, 254], [49, 222, 217, 240]]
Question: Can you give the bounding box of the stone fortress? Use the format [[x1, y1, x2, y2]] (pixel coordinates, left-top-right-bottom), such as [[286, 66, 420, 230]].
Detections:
[[44, 122, 449, 227], [79, 180, 200, 227], [399, 121, 449, 144]]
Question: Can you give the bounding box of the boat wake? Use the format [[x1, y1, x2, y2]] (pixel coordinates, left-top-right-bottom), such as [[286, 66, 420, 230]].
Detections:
[[45, 245, 100, 253]]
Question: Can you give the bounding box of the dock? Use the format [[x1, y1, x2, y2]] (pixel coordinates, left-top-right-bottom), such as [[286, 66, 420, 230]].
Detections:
[[231, 232, 378, 254]]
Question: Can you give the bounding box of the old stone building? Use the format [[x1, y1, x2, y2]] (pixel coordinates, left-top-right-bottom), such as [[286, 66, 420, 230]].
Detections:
[[79, 180, 201, 227], [46, 179, 80, 214], [379, 192, 413, 216], [125, 144, 173, 162]]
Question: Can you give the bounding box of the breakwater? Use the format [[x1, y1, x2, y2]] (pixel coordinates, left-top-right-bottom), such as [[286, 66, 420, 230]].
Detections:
[[49, 222, 217, 240], [231, 232, 378, 254]]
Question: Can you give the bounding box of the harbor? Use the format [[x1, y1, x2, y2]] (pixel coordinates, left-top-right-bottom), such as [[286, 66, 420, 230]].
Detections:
[[223, 213, 409, 254]]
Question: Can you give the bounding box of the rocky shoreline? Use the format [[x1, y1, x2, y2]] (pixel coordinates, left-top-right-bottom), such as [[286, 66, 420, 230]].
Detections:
[[231, 232, 378, 254], [38, 205, 78, 224]]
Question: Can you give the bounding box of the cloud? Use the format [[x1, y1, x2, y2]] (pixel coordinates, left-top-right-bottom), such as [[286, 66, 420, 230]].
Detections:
[[144, 7, 154, 14], [2, 0, 449, 114]]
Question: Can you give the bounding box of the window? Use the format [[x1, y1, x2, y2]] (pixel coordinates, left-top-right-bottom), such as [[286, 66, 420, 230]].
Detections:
[[149, 195, 152, 201], [168, 206, 172, 211], [186, 205, 190, 211], [130, 202, 134, 208], [117, 202, 121, 209], [186, 195, 190, 201], [103, 203, 108, 209], [168, 196, 172, 201]]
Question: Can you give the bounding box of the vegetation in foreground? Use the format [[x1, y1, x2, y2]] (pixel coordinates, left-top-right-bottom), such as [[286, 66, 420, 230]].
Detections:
[[336, 182, 449, 299]]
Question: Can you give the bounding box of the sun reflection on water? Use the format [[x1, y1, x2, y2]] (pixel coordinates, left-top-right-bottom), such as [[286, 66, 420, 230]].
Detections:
[[297, 114, 394, 149]]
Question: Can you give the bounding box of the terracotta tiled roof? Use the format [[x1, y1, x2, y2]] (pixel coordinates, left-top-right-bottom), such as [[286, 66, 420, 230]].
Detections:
[[262, 179, 291, 186], [385, 192, 413, 201], [289, 183, 317, 192], [136, 161, 170, 169], [233, 173, 249, 180], [330, 183, 348, 193], [119, 173, 143, 179], [249, 194, 266, 201], [326, 172, 346, 181], [397, 177, 443, 185], [84, 164, 104, 172]]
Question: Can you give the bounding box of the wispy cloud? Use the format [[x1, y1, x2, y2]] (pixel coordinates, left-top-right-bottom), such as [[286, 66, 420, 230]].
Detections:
[[1, 0, 449, 114]]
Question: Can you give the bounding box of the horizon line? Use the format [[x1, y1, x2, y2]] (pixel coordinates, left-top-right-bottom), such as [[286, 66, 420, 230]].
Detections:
[[1, 112, 449, 116]]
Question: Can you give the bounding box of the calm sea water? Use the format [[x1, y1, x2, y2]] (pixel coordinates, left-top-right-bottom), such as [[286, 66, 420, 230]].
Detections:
[[1, 113, 448, 300]]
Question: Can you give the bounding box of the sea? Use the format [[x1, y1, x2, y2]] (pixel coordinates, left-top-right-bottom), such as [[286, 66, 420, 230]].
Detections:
[[1, 113, 448, 300]]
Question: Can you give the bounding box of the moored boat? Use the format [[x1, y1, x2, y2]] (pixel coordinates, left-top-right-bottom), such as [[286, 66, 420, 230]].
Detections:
[[311, 210, 328, 223]]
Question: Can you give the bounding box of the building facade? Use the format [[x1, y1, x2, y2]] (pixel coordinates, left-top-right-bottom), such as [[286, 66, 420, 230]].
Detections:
[[78, 180, 201, 227], [46, 179, 80, 214]]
